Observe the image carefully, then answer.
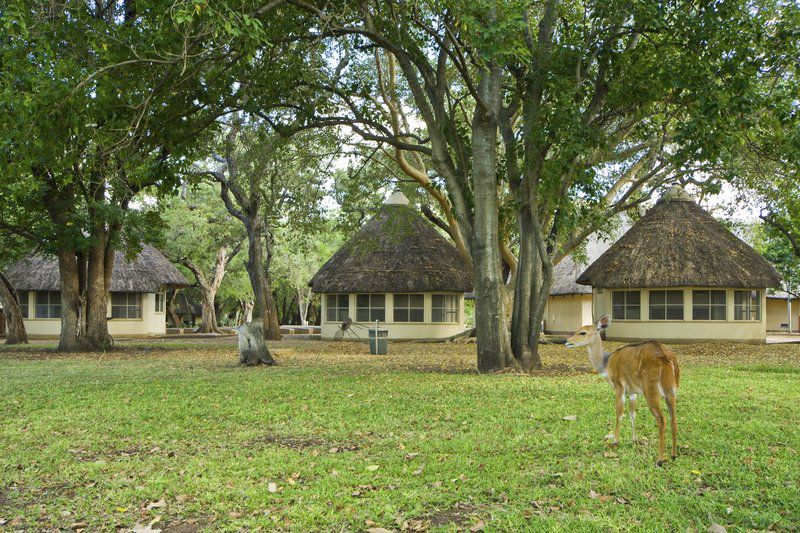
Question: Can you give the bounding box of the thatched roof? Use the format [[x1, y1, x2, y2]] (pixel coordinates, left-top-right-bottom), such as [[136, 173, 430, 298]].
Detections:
[[310, 192, 473, 293], [577, 188, 782, 289], [551, 256, 593, 295], [4, 245, 189, 293]]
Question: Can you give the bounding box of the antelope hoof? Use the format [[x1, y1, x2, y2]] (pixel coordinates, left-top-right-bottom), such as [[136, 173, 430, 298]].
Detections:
[[671, 454, 677, 461], [609, 441, 619, 448], [604, 433, 615, 441], [656, 459, 664, 467]]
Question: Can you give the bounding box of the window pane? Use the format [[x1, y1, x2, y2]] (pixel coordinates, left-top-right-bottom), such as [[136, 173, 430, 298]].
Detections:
[[734, 291, 747, 306], [612, 292, 625, 306], [666, 306, 684, 320], [50, 306, 61, 319], [650, 291, 665, 305], [432, 309, 444, 322], [371, 294, 385, 307], [357, 294, 369, 307], [612, 306, 625, 320], [327, 308, 337, 322], [627, 291, 641, 305], [394, 294, 408, 307], [693, 291, 709, 305], [112, 293, 126, 306], [394, 309, 409, 322], [693, 307, 709, 320], [36, 292, 49, 305], [650, 306, 665, 320], [710, 305, 726, 320], [667, 291, 683, 305], [710, 291, 726, 305], [410, 309, 424, 322], [338, 295, 349, 308], [50, 291, 61, 304], [112, 306, 125, 319], [372, 309, 385, 322], [356, 309, 369, 322], [626, 306, 640, 320], [337, 309, 349, 322], [432, 295, 444, 308], [327, 294, 337, 307], [410, 294, 424, 307]]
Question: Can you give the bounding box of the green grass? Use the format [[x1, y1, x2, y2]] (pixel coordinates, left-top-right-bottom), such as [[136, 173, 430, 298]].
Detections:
[[1, 340, 799, 531]]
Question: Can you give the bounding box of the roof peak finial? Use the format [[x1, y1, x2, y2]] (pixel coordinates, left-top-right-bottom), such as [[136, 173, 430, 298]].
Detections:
[[658, 185, 694, 203], [385, 190, 410, 205]]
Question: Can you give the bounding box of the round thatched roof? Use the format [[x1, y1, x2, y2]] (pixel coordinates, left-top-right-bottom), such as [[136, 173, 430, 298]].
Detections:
[[4, 245, 189, 293], [576, 189, 781, 289], [310, 193, 473, 293]]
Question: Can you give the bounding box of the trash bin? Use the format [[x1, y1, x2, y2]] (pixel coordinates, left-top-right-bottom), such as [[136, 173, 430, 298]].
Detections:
[[368, 328, 389, 355]]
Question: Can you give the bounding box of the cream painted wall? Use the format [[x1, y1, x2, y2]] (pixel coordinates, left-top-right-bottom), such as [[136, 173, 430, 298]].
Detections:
[[319, 292, 467, 340], [592, 287, 768, 343], [766, 298, 800, 331], [544, 294, 593, 334], [21, 291, 167, 339]]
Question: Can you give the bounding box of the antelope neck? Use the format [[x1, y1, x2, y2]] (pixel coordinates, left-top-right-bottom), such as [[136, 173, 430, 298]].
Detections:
[[587, 334, 611, 375]]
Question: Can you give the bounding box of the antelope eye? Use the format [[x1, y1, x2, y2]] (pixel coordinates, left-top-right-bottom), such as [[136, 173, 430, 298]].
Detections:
[[580, 331, 586, 335]]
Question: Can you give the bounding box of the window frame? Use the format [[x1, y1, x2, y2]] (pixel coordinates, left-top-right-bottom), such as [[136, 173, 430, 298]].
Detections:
[[648, 290, 684, 321], [325, 294, 350, 323], [733, 290, 761, 321], [34, 291, 62, 319], [692, 290, 727, 321], [18, 291, 29, 319], [611, 290, 641, 320], [111, 292, 143, 320], [154, 292, 166, 314], [355, 294, 386, 323], [393, 293, 425, 323], [431, 294, 459, 323]]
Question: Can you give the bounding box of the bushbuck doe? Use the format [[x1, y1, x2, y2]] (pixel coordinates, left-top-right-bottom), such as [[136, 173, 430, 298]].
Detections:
[[565, 315, 680, 465]]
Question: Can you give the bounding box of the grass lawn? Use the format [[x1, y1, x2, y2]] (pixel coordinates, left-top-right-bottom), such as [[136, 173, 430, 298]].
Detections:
[[1, 339, 799, 531]]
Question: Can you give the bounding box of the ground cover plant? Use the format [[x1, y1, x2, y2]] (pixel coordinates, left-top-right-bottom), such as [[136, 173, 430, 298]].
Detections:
[[1, 340, 798, 531]]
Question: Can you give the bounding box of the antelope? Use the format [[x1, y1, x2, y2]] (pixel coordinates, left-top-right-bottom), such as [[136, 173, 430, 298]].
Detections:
[[565, 315, 680, 466]]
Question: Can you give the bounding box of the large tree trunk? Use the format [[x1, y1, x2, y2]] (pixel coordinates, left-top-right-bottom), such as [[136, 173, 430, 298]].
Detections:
[[167, 289, 183, 328], [56, 251, 86, 351], [0, 273, 28, 345], [245, 222, 281, 341], [85, 240, 112, 349], [198, 288, 220, 333], [471, 62, 515, 373], [511, 206, 535, 370], [525, 214, 555, 371], [297, 288, 312, 326], [242, 300, 254, 324]]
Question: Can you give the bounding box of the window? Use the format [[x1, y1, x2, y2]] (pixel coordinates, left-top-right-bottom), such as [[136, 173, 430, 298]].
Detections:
[[692, 290, 727, 320], [649, 290, 684, 320], [35, 291, 61, 319], [356, 294, 385, 322], [111, 293, 142, 319], [155, 293, 165, 313], [734, 290, 761, 321], [612, 291, 641, 320], [18, 291, 29, 319], [326, 294, 349, 322], [393, 294, 424, 322], [432, 294, 459, 323]]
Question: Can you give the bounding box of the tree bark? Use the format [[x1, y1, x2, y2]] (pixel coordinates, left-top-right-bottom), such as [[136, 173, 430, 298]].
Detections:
[[245, 221, 281, 340], [85, 240, 112, 348], [511, 206, 535, 370], [471, 60, 515, 372], [0, 273, 28, 345], [56, 251, 86, 351], [167, 289, 183, 328], [297, 287, 312, 326]]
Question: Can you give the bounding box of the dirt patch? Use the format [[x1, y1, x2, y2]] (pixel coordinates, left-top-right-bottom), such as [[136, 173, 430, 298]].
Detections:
[[65, 445, 170, 462], [244, 433, 360, 453], [408, 502, 483, 529]]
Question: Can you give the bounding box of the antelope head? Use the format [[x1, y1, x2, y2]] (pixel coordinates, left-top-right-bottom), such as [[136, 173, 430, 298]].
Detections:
[[565, 315, 610, 348]]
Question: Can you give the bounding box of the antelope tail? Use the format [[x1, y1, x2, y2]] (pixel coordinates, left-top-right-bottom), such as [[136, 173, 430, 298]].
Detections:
[[657, 346, 680, 388]]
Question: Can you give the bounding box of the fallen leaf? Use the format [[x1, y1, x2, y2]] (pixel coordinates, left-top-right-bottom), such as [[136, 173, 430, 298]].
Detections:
[[267, 482, 278, 493], [132, 523, 161, 533], [616, 496, 630, 505], [366, 529, 392, 533], [691, 469, 703, 475], [470, 521, 485, 532], [366, 464, 380, 471], [603, 451, 619, 458], [175, 494, 191, 503], [708, 525, 727, 533], [116, 507, 128, 513], [562, 415, 577, 421], [413, 465, 425, 476]]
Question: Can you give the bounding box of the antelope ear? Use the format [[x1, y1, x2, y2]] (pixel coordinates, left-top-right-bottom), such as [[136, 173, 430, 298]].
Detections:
[[597, 315, 610, 330]]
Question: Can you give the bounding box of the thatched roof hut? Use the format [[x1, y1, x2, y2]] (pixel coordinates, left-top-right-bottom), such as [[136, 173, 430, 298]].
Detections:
[[551, 256, 594, 296], [4, 245, 189, 293], [577, 188, 781, 289], [310, 192, 473, 294]]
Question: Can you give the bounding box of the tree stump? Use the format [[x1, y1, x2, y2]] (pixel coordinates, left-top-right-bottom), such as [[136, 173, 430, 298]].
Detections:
[[237, 322, 276, 365]]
